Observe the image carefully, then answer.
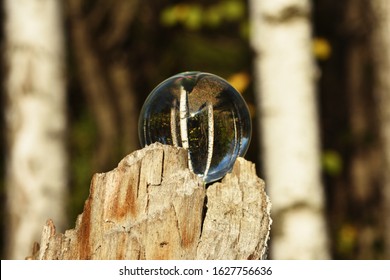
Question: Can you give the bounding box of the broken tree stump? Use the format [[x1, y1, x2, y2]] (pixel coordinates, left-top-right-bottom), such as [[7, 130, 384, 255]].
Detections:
[[31, 143, 272, 260]]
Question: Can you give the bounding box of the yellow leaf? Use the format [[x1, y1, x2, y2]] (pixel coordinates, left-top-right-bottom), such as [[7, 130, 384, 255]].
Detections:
[[313, 37, 332, 60], [227, 72, 250, 93]]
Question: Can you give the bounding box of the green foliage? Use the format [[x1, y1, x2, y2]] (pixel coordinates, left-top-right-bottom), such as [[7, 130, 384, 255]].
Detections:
[[160, 0, 246, 32], [168, 33, 249, 75], [337, 224, 357, 257], [322, 150, 343, 176], [68, 112, 96, 225]]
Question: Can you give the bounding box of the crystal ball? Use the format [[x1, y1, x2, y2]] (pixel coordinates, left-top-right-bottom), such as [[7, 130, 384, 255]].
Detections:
[[138, 71, 251, 183]]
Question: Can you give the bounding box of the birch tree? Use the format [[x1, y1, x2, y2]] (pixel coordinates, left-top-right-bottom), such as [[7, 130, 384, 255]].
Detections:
[[249, 0, 329, 259], [4, 0, 67, 259], [370, 0, 390, 259]]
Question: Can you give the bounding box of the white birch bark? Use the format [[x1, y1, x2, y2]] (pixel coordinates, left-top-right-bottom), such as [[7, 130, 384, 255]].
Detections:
[[370, 0, 390, 259], [249, 0, 329, 259], [4, 0, 67, 259]]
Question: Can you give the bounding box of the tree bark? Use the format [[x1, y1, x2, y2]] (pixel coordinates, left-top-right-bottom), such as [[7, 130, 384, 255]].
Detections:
[[344, 0, 382, 259], [4, 0, 68, 259], [249, 0, 329, 259], [30, 143, 271, 260], [370, 0, 390, 259]]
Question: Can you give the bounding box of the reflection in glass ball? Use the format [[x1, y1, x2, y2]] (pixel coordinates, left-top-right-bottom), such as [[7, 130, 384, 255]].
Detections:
[[138, 71, 251, 183]]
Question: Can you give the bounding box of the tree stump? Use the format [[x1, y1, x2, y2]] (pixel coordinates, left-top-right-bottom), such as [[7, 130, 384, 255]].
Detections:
[[30, 143, 272, 260]]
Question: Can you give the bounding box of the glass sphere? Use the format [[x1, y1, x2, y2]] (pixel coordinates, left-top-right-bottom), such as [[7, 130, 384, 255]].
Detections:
[[138, 71, 251, 183]]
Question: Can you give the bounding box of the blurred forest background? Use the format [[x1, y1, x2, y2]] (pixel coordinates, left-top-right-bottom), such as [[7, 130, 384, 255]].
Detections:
[[0, 0, 389, 259]]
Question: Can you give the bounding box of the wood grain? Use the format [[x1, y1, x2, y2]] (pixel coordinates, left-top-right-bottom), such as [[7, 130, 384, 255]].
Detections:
[[31, 143, 271, 260]]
